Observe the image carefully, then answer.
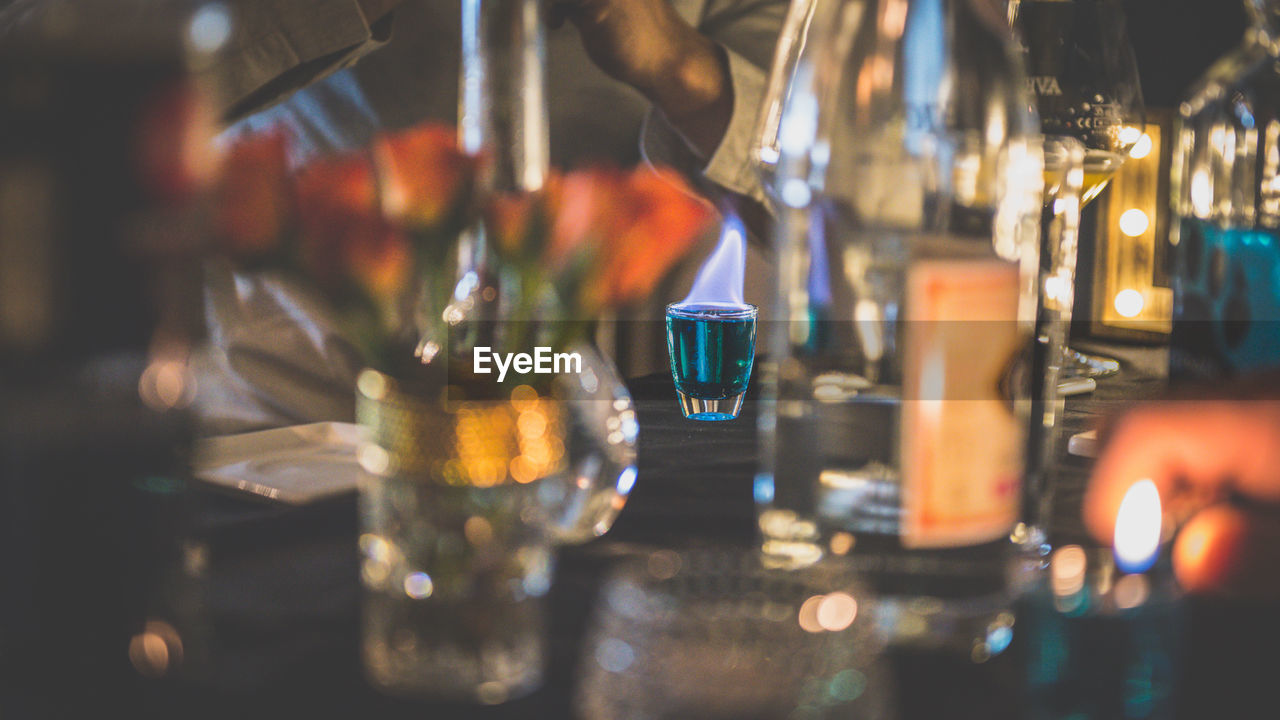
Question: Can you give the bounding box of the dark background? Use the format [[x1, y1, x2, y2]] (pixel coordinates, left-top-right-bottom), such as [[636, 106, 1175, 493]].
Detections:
[[1125, 0, 1248, 109]]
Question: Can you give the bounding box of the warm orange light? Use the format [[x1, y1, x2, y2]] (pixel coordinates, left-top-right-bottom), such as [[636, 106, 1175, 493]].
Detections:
[[798, 595, 825, 633]]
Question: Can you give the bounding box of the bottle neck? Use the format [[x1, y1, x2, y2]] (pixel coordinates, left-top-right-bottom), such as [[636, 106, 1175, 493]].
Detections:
[[458, 0, 549, 194]]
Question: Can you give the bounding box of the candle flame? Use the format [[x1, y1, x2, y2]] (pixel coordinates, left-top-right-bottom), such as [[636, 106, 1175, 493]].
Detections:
[[1113, 479, 1162, 574]]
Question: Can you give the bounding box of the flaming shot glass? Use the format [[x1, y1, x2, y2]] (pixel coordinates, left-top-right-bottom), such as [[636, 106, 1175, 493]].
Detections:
[[665, 302, 757, 421]]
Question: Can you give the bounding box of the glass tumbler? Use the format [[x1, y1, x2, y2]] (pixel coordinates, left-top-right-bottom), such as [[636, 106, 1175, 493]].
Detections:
[[665, 302, 758, 421], [575, 546, 892, 720]]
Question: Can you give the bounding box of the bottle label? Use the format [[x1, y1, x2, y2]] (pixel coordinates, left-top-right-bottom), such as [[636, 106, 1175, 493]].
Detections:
[[901, 259, 1023, 548]]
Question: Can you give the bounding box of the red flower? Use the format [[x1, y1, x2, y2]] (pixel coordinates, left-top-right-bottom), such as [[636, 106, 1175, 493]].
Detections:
[[213, 130, 293, 261], [346, 224, 414, 303], [487, 190, 543, 258], [547, 167, 618, 271], [138, 79, 219, 203], [294, 151, 387, 292], [372, 123, 478, 231], [580, 167, 712, 307]]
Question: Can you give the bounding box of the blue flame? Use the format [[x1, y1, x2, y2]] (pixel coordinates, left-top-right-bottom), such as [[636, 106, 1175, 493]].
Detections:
[[682, 212, 747, 307]]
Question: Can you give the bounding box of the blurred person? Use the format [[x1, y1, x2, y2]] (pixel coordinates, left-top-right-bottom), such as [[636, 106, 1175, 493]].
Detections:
[[1084, 377, 1280, 598]]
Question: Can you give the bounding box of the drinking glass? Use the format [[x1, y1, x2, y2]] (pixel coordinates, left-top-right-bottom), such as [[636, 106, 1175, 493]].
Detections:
[[665, 302, 758, 421], [575, 547, 892, 720], [1011, 0, 1146, 379]]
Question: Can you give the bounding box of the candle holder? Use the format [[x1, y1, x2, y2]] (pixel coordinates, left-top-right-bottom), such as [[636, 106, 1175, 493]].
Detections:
[[1019, 544, 1184, 720]]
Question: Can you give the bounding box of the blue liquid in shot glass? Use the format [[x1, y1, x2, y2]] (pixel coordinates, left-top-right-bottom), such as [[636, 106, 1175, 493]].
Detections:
[[665, 303, 757, 421]]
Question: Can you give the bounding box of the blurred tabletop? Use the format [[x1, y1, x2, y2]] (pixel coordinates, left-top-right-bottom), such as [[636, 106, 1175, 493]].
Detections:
[[142, 341, 1279, 719]]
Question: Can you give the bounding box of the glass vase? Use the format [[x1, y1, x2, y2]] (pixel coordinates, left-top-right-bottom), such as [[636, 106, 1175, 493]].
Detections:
[[355, 341, 637, 699], [356, 365, 554, 702]]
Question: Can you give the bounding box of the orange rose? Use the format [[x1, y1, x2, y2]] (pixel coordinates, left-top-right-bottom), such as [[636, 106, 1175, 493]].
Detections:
[[346, 224, 414, 303], [547, 167, 618, 271], [294, 151, 384, 292], [138, 79, 219, 203], [486, 172, 565, 261], [582, 167, 712, 307], [214, 130, 293, 261], [372, 123, 477, 231], [487, 191, 539, 257]]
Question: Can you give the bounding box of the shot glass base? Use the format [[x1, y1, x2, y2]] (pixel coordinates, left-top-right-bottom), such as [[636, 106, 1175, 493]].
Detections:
[[676, 391, 745, 421]]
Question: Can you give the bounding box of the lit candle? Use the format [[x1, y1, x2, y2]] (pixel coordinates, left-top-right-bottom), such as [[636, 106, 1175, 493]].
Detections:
[[1023, 479, 1184, 719]]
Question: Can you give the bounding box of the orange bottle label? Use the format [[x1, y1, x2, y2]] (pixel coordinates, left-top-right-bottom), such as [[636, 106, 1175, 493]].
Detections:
[[901, 259, 1024, 548]]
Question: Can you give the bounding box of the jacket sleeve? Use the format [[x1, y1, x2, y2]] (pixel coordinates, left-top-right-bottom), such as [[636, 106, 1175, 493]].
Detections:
[[641, 0, 788, 207], [213, 0, 393, 121]]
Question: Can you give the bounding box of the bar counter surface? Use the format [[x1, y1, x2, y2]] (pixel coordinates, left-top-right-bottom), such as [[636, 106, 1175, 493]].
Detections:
[[138, 343, 1277, 720]]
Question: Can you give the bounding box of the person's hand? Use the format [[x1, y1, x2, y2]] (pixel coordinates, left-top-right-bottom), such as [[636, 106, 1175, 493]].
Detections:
[[546, 0, 732, 157], [1084, 400, 1280, 597]]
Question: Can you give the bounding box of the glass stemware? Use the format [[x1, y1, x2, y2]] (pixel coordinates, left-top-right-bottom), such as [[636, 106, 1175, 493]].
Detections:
[[752, 0, 836, 190], [1011, 0, 1146, 379], [1023, 135, 1086, 550]]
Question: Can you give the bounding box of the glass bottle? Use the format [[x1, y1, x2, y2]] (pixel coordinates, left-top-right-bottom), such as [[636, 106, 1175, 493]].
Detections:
[[416, 0, 550, 362], [1170, 0, 1280, 381], [757, 0, 1043, 648], [448, 0, 636, 547]]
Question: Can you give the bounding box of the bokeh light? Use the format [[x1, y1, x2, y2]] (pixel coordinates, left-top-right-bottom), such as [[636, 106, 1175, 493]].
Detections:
[[1114, 288, 1146, 318]]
